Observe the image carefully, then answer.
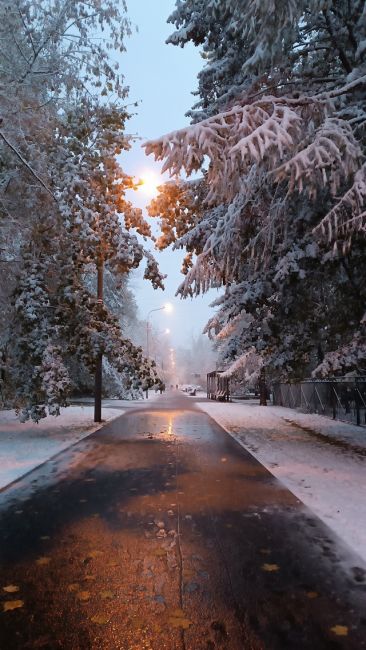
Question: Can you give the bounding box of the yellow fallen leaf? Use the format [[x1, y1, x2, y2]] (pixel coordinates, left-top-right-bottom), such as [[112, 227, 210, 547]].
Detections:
[[330, 625, 348, 637], [88, 550, 103, 558], [153, 547, 166, 557], [3, 585, 20, 593], [152, 622, 162, 634], [3, 600, 24, 612], [91, 614, 110, 625], [307, 591, 318, 599], [262, 563, 279, 572], [36, 557, 51, 566], [77, 591, 91, 602], [171, 609, 185, 617], [99, 590, 114, 600], [84, 575, 96, 582], [167, 608, 193, 630]]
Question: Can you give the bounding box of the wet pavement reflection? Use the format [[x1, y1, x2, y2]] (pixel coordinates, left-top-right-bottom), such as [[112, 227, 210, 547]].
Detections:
[[0, 393, 365, 649]]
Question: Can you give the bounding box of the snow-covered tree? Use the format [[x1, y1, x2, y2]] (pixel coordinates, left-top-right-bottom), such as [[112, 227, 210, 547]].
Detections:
[[145, 0, 366, 380], [0, 1, 163, 421]]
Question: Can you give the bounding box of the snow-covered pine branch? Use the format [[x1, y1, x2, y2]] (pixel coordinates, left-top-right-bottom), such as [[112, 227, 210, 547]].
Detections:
[[313, 164, 366, 242], [145, 100, 304, 203], [274, 118, 362, 198], [146, 0, 366, 380]]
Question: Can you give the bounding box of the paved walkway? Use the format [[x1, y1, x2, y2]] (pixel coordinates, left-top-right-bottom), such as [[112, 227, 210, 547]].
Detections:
[[0, 394, 365, 649]]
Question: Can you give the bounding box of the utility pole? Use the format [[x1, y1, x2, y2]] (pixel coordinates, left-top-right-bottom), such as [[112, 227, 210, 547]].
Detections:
[[259, 367, 267, 406], [145, 319, 150, 399], [145, 305, 172, 399], [94, 256, 103, 422]]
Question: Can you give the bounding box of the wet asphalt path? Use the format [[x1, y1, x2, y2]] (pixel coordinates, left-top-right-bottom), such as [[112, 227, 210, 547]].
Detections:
[[0, 393, 365, 649]]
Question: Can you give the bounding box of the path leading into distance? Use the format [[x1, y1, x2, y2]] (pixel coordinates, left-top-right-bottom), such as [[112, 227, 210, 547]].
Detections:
[[0, 393, 365, 649]]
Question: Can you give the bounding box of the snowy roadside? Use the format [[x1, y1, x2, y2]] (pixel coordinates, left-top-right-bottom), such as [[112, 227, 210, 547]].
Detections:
[[196, 399, 366, 564], [0, 393, 161, 491]]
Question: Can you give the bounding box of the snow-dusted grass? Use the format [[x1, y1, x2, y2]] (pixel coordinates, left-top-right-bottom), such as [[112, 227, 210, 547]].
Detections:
[[197, 399, 366, 563], [0, 393, 161, 491]]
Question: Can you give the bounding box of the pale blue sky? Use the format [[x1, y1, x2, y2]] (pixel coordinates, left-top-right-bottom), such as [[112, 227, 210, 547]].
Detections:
[[120, 0, 218, 345]]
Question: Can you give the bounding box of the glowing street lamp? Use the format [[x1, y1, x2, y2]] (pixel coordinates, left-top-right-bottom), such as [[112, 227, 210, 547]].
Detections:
[[145, 304, 173, 397], [138, 171, 160, 198]]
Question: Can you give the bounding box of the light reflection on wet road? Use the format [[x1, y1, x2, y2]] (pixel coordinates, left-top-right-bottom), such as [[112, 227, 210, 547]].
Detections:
[[0, 393, 365, 649]]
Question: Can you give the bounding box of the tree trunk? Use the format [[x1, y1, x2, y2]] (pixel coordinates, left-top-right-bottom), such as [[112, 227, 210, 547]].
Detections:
[[259, 367, 267, 406]]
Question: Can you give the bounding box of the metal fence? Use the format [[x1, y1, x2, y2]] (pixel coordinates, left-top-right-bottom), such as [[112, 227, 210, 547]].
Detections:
[[272, 379, 366, 427], [207, 371, 230, 401]]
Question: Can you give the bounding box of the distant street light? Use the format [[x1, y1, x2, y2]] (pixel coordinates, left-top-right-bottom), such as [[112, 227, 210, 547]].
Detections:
[[145, 304, 173, 397]]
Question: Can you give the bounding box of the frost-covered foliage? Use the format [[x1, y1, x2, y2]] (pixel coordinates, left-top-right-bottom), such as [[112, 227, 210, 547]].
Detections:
[[0, 1, 163, 420], [146, 0, 366, 380]]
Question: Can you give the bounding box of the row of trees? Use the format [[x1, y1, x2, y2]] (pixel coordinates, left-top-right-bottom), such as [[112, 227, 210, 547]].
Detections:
[[0, 1, 163, 421], [146, 0, 366, 384]]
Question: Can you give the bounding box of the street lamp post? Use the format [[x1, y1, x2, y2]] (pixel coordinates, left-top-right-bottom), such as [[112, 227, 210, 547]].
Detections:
[[94, 255, 104, 423], [145, 304, 172, 398]]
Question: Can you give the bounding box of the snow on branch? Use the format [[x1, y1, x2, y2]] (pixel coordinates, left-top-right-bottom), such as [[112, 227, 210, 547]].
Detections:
[[144, 99, 302, 203], [274, 118, 361, 198], [220, 348, 263, 387], [313, 164, 366, 241]]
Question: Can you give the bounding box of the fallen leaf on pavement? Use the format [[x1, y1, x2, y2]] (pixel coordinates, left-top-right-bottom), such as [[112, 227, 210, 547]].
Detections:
[[88, 550, 103, 558], [3, 600, 24, 612], [36, 557, 51, 566], [262, 563, 279, 572], [153, 547, 166, 557], [330, 625, 348, 636], [168, 608, 193, 630], [77, 591, 91, 601], [99, 590, 114, 600], [90, 614, 110, 625], [3, 585, 20, 593], [131, 616, 148, 630]]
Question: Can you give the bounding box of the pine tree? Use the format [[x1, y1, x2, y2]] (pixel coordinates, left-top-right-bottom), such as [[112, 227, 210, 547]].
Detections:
[[145, 0, 366, 380]]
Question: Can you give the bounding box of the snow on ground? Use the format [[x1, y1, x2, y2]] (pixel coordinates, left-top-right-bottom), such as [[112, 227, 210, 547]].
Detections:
[[0, 393, 161, 491], [197, 399, 366, 563]]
